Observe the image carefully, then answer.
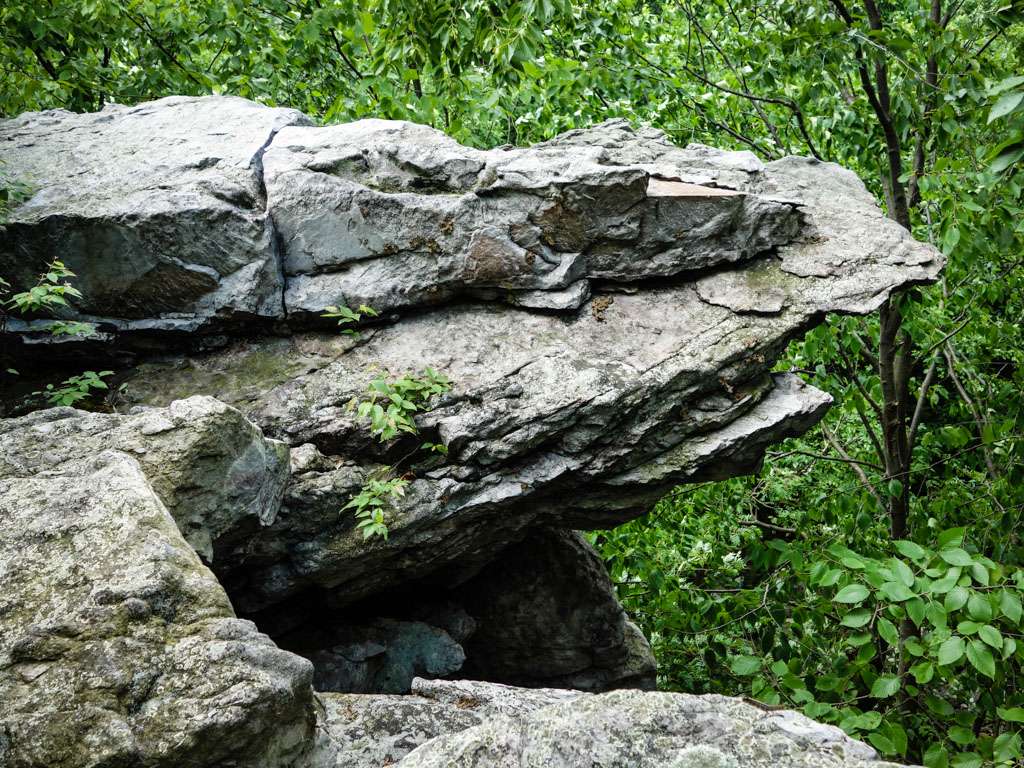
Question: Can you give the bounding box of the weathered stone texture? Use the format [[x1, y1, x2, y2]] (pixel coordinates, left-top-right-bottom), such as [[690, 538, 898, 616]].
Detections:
[[0, 451, 314, 768], [0, 395, 289, 560], [0, 96, 310, 333]]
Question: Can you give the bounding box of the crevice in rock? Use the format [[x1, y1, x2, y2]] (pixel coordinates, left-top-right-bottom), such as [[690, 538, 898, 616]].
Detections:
[[231, 527, 656, 697]]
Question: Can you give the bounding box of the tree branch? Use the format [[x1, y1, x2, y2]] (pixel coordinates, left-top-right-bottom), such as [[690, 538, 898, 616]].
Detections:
[[821, 424, 888, 514]]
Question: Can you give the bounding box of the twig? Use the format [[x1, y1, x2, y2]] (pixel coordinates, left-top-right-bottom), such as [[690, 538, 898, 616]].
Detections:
[[820, 423, 888, 514]]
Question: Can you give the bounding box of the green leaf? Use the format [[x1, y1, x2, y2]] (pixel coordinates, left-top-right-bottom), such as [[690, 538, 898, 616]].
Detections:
[[923, 743, 949, 768], [979, 624, 1003, 649], [867, 731, 896, 754], [937, 636, 965, 666], [991, 75, 1024, 95], [911, 661, 935, 684], [931, 569, 961, 594], [729, 655, 762, 676], [996, 706, 1024, 723], [926, 601, 949, 628], [1000, 590, 1022, 623], [895, 540, 927, 560], [937, 528, 966, 548], [880, 581, 916, 602], [966, 639, 996, 679], [840, 608, 872, 628], [906, 598, 926, 626], [991, 141, 1024, 173], [994, 732, 1022, 763], [870, 674, 900, 699], [940, 548, 974, 567], [948, 726, 976, 745], [945, 586, 969, 612], [890, 558, 915, 588], [989, 90, 1024, 123], [926, 695, 954, 716], [834, 584, 870, 604], [819, 569, 842, 587], [957, 620, 981, 635], [950, 752, 982, 768], [1003, 637, 1017, 660], [877, 617, 899, 646], [967, 593, 993, 622]]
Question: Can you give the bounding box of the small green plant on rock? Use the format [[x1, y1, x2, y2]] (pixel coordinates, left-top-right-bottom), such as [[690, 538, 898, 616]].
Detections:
[[344, 367, 452, 540], [0, 245, 110, 407], [322, 303, 379, 338], [34, 370, 114, 406], [7, 259, 82, 315], [344, 474, 409, 540], [350, 367, 451, 442]]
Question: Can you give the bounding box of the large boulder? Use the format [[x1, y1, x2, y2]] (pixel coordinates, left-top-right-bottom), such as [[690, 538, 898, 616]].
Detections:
[[0, 95, 309, 335], [1, 97, 937, 344], [0, 395, 289, 560], [0, 97, 941, 766], [309, 677, 582, 767], [307, 678, 895, 768], [263, 118, 802, 318], [0, 451, 314, 768], [394, 685, 891, 768]]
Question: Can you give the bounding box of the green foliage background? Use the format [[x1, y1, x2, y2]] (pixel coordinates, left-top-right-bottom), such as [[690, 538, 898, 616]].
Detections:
[[3, 1, 1024, 765]]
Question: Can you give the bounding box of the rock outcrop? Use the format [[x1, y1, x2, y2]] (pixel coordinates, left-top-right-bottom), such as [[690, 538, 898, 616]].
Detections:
[[0, 96, 310, 336], [0, 395, 289, 560], [308, 678, 893, 768], [0, 95, 941, 767], [453, 529, 657, 691], [0, 450, 314, 768]]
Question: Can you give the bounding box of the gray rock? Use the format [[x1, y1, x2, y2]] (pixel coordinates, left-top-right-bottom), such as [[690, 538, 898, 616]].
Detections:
[[0, 395, 289, 560], [0, 100, 938, 767], [396, 687, 893, 768], [308, 678, 584, 768], [0, 451, 315, 768], [263, 118, 802, 318], [307, 679, 894, 768], [408, 677, 584, 717], [0, 95, 310, 334], [68, 103, 939, 630], [310, 691, 482, 768], [455, 529, 656, 691]]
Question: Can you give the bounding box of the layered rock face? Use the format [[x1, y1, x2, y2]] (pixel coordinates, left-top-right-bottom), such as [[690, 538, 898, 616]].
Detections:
[[0, 96, 940, 767]]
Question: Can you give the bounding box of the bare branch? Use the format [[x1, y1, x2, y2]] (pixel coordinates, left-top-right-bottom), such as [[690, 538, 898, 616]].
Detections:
[[821, 424, 888, 514]]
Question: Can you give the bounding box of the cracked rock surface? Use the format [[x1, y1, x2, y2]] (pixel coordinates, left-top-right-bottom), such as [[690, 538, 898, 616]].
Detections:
[[0, 95, 939, 767], [0, 96, 310, 334], [0, 395, 289, 560]]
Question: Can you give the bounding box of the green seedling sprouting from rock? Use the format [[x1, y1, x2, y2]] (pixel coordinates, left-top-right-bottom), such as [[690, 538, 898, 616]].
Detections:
[[344, 474, 409, 540], [2, 257, 110, 403], [322, 303, 379, 337], [344, 366, 451, 540], [349, 367, 451, 442], [34, 369, 114, 407]]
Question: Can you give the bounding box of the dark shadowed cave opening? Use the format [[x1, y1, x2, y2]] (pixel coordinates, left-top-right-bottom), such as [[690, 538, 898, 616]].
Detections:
[[224, 526, 658, 696]]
